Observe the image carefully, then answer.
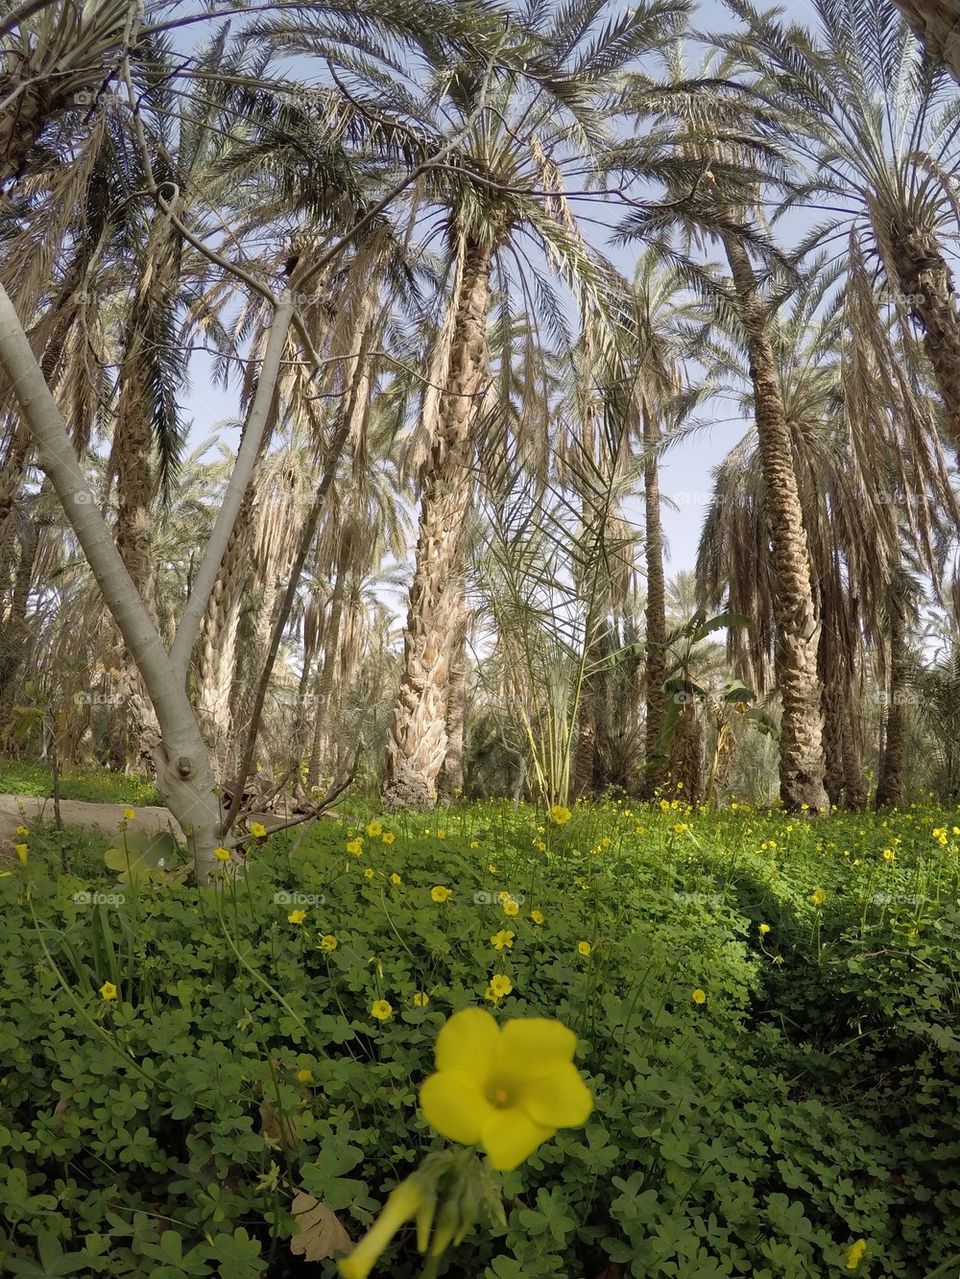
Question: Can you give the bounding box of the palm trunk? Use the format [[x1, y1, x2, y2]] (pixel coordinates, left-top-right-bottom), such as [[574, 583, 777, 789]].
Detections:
[[641, 405, 667, 799], [307, 544, 350, 789], [891, 1, 960, 85], [383, 237, 493, 809], [0, 509, 38, 739], [723, 235, 828, 812], [841, 686, 868, 810], [875, 591, 909, 808], [820, 675, 845, 808], [438, 593, 468, 799], [890, 220, 960, 452]]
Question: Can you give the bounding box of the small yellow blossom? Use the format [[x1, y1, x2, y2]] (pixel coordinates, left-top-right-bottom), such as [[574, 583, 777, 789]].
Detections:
[[363, 867, 375, 879], [346, 838, 364, 857], [14, 843, 28, 864], [437, 829, 446, 839], [296, 1068, 314, 1083], [485, 974, 513, 1002], [692, 988, 706, 1004], [488, 864, 498, 874], [673, 822, 689, 834], [366, 820, 383, 837], [419, 1008, 592, 1170], [535, 839, 547, 851], [502, 899, 519, 917], [431, 885, 453, 903], [844, 1239, 867, 1269], [123, 808, 136, 821], [213, 846, 231, 862], [390, 872, 402, 885], [759, 923, 771, 935], [288, 909, 307, 925], [882, 848, 895, 862], [577, 941, 592, 957], [382, 832, 395, 845], [14, 824, 28, 836], [250, 821, 267, 839], [99, 981, 118, 1001], [319, 934, 338, 952], [549, 805, 572, 825], [412, 991, 430, 1008], [491, 929, 515, 951], [470, 840, 479, 848], [530, 910, 545, 925], [371, 999, 393, 1021], [809, 888, 826, 906]]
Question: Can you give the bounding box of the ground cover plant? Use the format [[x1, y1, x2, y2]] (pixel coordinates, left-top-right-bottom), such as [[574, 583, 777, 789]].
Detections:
[[2, 800, 960, 1278]]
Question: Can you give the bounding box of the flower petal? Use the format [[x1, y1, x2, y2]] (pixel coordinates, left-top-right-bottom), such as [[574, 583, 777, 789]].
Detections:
[[518, 1063, 594, 1128], [481, 1107, 555, 1171], [435, 1007, 500, 1074], [420, 1070, 493, 1144], [498, 1018, 577, 1081]]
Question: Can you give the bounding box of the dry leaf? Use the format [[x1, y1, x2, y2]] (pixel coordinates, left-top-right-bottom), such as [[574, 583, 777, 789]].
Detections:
[[289, 1191, 351, 1261]]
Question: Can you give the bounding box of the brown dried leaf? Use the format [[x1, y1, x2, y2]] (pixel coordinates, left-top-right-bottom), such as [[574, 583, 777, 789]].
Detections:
[[289, 1191, 351, 1262]]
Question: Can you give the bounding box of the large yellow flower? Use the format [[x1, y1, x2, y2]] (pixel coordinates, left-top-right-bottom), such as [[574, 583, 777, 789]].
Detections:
[[419, 1009, 593, 1171], [549, 805, 572, 825], [844, 1239, 867, 1270], [431, 885, 453, 903]]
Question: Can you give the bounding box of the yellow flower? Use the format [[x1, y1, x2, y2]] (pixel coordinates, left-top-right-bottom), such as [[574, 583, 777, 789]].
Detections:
[[497, 890, 512, 903], [486, 974, 513, 1002], [577, 941, 592, 957], [549, 805, 572, 825], [346, 838, 364, 857], [319, 934, 338, 952], [371, 999, 393, 1021], [692, 988, 706, 1004], [431, 885, 452, 903], [366, 820, 383, 837], [250, 822, 267, 839], [288, 909, 307, 925], [296, 1068, 314, 1083], [498, 897, 517, 917], [99, 981, 118, 1001], [487, 864, 498, 874], [14, 843, 28, 864], [530, 910, 545, 925], [213, 846, 231, 862], [382, 832, 395, 845], [809, 888, 826, 906], [413, 991, 430, 1008], [535, 839, 547, 851], [14, 824, 28, 837], [844, 1239, 867, 1270], [673, 822, 689, 834], [759, 923, 771, 935], [363, 867, 375, 880], [470, 840, 479, 848], [882, 848, 895, 861], [338, 1177, 428, 1279], [419, 1008, 593, 1171], [390, 872, 402, 885], [437, 829, 446, 839], [123, 807, 136, 821], [634, 825, 645, 835], [490, 929, 515, 951]]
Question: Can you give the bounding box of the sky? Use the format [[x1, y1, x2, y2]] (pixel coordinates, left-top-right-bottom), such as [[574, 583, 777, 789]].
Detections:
[[178, 0, 821, 579]]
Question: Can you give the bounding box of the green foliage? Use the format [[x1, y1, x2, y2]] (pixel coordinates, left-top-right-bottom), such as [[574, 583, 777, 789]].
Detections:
[[0, 760, 161, 806], [1, 802, 959, 1276]]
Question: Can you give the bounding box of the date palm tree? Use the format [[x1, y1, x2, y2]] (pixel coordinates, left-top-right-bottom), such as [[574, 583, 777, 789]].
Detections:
[[382, 0, 688, 809]]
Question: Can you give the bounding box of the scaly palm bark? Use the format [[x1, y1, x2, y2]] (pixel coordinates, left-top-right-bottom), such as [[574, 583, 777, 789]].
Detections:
[[892, 0, 960, 84], [723, 235, 829, 812], [383, 237, 493, 809], [438, 587, 468, 799]]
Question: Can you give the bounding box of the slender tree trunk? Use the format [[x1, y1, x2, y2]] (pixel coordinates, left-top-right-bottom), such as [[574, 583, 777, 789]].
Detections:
[[641, 406, 667, 799], [383, 237, 493, 809], [723, 235, 829, 812], [438, 595, 468, 798], [875, 591, 909, 808], [306, 543, 350, 790], [891, 220, 960, 452], [841, 686, 868, 810], [820, 675, 845, 808], [0, 511, 38, 739]]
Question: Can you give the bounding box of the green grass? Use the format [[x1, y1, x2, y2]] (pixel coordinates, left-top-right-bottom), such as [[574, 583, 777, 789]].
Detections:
[[0, 758, 161, 805], [2, 797, 959, 1278]]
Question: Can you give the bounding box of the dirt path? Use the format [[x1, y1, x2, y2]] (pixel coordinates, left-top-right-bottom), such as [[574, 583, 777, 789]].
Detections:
[[0, 793, 183, 848]]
